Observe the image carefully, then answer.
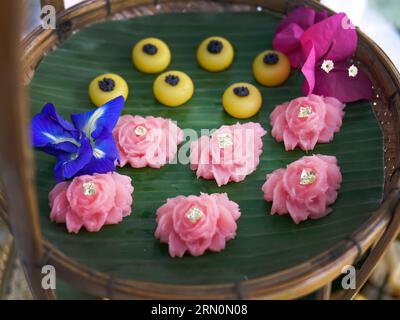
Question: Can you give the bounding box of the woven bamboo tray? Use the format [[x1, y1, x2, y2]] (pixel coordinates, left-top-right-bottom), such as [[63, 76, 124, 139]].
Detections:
[[0, 0, 399, 300]]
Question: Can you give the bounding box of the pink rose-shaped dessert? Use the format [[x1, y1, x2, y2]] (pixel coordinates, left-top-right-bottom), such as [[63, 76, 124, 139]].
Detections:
[[48, 172, 134, 233], [155, 193, 241, 257], [262, 155, 342, 224], [113, 115, 184, 168], [190, 122, 266, 186], [270, 94, 345, 151]]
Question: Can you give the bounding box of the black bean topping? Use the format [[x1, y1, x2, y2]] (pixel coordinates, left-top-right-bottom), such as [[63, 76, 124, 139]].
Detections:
[[142, 43, 158, 55], [263, 52, 279, 65], [233, 86, 250, 97], [98, 77, 115, 92], [207, 40, 223, 54]]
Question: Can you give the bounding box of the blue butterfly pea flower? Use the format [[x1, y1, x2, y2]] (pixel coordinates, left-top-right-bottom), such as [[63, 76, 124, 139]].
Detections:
[[31, 96, 124, 181]]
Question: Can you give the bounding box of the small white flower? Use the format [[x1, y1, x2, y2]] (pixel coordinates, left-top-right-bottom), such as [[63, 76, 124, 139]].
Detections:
[[348, 64, 358, 77], [321, 60, 334, 73]]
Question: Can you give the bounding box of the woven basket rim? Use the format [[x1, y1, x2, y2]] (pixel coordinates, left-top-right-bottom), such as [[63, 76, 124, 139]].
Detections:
[[12, 0, 400, 299]]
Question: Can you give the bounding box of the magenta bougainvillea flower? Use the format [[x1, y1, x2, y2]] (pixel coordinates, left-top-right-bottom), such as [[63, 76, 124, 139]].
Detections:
[[273, 7, 372, 103], [273, 7, 329, 68]]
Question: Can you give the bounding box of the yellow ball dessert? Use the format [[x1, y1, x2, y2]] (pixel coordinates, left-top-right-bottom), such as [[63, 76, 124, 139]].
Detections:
[[222, 82, 262, 119], [153, 71, 194, 107], [252, 50, 291, 87], [196, 36, 234, 72], [132, 37, 171, 74], [88, 73, 129, 107]]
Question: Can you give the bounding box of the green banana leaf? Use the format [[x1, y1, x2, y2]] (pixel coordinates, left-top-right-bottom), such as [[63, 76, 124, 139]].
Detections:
[[29, 11, 383, 293]]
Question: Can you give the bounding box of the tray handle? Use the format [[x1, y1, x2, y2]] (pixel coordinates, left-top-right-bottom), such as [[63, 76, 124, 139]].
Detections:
[[0, 1, 55, 299]]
